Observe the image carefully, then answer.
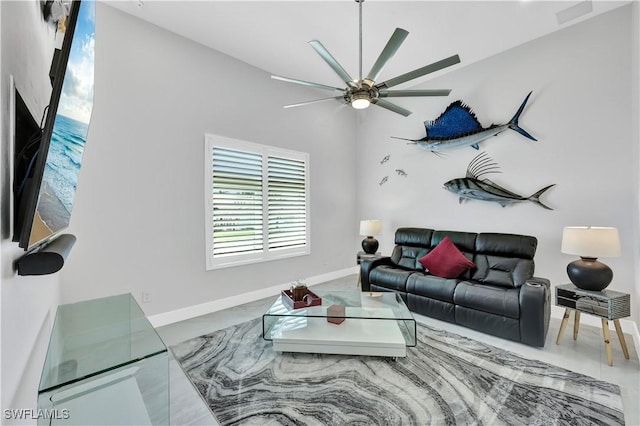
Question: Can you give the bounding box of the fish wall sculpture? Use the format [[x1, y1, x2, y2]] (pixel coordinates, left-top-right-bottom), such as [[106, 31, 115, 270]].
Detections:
[[392, 92, 537, 153], [444, 152, 554, 209]]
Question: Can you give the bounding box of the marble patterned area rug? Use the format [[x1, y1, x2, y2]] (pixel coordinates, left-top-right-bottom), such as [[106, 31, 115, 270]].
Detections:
[[171, 318, 625, 426]]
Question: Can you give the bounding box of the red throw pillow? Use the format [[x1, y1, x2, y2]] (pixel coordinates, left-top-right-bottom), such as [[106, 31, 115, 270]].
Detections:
[[419, 236, 475, 279]]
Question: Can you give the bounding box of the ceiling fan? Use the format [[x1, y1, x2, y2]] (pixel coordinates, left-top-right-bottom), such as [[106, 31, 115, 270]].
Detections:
[[271, 0, 461, 117]]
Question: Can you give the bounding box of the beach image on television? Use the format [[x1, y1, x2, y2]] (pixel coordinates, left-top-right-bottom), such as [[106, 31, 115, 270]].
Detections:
[[29, 1, 95, 247]]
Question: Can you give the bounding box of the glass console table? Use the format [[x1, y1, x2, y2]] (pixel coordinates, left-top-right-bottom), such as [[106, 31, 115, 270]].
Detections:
[[37, 294, 169, 425]]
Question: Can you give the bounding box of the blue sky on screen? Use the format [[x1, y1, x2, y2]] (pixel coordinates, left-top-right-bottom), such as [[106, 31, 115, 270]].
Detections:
[[59, 1, 95, 124]]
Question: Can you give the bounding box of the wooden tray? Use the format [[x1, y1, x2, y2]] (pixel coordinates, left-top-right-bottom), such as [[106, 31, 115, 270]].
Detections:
[[281, 289, 322, 309]]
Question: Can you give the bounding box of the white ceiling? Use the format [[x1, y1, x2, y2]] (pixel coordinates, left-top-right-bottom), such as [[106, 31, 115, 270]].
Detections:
[[104, 1, 630, 90]]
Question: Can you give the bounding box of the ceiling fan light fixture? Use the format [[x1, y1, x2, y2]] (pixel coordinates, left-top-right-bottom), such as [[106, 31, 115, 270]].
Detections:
[[352, 97, 371, 109]]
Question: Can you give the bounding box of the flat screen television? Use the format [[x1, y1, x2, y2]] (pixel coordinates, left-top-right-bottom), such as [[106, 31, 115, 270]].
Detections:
[[13, 0, 95, 252]]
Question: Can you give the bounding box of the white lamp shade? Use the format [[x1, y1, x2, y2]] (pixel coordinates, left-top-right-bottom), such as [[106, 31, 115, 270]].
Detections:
[[561, 226, 621, 258], [359, 220, 381, 237]]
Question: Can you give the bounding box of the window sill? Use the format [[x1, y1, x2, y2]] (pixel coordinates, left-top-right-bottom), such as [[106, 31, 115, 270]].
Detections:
[[206, 248, 310, 271]]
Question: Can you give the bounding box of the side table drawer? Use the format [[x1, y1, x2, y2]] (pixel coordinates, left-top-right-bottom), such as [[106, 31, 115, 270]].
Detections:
[[556, 287, 631, 320]]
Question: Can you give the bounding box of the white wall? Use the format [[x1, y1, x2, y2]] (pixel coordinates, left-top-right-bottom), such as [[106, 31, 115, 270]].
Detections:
[[0, 1, 63, 421], [632, 0, 640, 333], [60, 4, 358, 315], [357, 5, 639, 325]]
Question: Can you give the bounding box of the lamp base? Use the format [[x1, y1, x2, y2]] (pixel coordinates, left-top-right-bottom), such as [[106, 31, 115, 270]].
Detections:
[[361, 237, 379, 254], [567, 257, 613, 292]]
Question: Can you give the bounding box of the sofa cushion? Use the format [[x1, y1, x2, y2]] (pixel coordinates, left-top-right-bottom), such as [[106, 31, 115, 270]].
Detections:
[[431, 230, 477, 252], [475, 233, 537, 259], [406, 273, 458, 303], [395, 228, 434, 246], [471, 233, 536, 288], [472, 256, 535, 289], [419, 236, 475, 279], [390, 245, 429, 270], [453, 281, 520, 319], [369, 265, 413, 292]]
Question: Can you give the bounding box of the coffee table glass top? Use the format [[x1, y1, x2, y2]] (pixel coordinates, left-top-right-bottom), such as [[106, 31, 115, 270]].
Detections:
[[262, 291, 416, 347]]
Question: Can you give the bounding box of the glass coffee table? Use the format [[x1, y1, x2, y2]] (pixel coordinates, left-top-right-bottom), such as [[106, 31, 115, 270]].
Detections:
[[262, 291, 416, 358]]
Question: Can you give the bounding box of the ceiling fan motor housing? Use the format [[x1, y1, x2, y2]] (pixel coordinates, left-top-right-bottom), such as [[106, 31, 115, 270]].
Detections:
[[348, 85, 379, 104]]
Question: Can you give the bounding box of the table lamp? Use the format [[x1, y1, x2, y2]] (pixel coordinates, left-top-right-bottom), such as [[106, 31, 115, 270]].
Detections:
[[561, 226, 621, 291], [359, 220, 381, 254]]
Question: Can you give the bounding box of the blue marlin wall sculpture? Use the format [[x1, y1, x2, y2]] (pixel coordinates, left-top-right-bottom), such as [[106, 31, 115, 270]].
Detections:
[[392, 92, 537, 153], [444, 152, 554, 209]]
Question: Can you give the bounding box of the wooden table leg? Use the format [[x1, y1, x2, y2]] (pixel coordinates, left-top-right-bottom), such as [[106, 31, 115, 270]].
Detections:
[[601, 319, 614, 366], [573, 311, 580, 340], [556, 308, 571, 345], [613, 319, 630, 360]]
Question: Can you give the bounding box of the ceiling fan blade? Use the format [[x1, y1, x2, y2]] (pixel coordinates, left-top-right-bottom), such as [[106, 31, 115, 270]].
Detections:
[[371, 98, 412, 117], [271, 75, 345, 93], [309, 40, 356, 87], [366, 28, 409, 83], [376, 54, 461, 89], [283, 96, 346, 109], [379, 89, 451, 97]]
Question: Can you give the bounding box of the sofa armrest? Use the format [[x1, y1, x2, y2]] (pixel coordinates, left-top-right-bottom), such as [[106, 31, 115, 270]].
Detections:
[[519, 277, 551, 347], [526, 277, 550, 289], [360, 257, 393, 291]]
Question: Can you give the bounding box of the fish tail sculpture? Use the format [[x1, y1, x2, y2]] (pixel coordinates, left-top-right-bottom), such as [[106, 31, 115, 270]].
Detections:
[[507, 91, 537, 142], [526, 184, 555, 210], [392, 92, 537, 153]]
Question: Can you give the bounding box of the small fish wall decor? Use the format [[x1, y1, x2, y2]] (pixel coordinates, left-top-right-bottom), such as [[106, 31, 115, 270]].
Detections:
[[392, 92, 537, 154], [444, 152, 555, 209], [378, 155, 408, 186]]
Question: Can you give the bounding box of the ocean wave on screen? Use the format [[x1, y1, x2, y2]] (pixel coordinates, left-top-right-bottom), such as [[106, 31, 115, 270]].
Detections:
[[40, 114, 88, 214]]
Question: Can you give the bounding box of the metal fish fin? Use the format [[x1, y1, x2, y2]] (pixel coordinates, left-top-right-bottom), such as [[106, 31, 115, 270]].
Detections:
[[424, 101, 483, 139], [466, 152, 501, 179], [458, 197, 465, 205], [471, 144, 480, 150]]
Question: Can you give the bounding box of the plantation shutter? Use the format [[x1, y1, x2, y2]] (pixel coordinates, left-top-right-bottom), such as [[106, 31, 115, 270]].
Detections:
[[211, 147, 264, 257], [206, 134, 309, 269], [267, 156, 307, 250]]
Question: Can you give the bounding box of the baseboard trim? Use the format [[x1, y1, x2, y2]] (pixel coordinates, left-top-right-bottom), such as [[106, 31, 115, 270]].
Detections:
[[148, 267, 358, 328], [551, 305, 640, 360]]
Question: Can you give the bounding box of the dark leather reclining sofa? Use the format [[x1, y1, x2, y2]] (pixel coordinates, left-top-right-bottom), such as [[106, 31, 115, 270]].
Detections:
[[360, 227, 551, 347]]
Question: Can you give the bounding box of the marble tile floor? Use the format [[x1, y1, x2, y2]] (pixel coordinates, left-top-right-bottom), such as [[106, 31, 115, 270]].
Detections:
[[156, 275, 640, 426]]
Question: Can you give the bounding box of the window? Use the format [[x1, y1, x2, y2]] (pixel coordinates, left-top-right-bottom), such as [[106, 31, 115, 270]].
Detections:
[[205, 134, 310, 269]]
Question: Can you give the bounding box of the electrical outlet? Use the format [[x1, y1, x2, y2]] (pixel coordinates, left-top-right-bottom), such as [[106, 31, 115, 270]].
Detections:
[[141, 292, 152, 303]]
